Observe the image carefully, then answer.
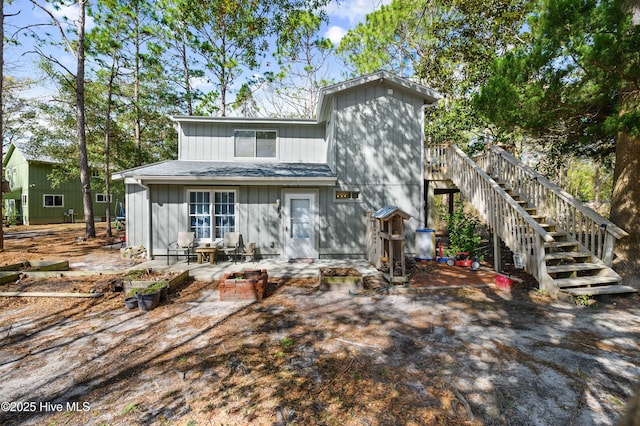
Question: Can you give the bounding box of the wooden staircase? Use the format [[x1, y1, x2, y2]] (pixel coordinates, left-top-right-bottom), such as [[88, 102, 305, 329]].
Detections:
[[500, 182, 635, 297], [429, 144, 635, 299]]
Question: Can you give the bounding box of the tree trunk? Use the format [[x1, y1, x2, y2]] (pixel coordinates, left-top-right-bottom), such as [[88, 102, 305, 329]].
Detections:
[[104, 62, 117, 239], [610, 130, 640, 287], [76, 0, 95, 238], [594, 162, 600, 210], [610, 1, 640, 287], [181, 35, 193, 115], [134, 3, 142, 166]]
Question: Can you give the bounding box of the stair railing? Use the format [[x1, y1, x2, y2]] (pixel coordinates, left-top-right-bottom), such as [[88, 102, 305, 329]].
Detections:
[[425, 143, 449, 180], [446, 145, 557, 294], [485, 146, 627, 266]]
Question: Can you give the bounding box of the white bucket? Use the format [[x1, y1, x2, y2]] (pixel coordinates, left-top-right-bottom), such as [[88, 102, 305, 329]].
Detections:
[[513, 253, 526, 269], [416, 229, 436, 260]]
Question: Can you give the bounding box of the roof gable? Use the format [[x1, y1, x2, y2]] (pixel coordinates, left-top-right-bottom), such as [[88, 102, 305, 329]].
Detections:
[[3, 142, 58, 166], [316, 70, 441, 122], [169, 71, 440, 126]]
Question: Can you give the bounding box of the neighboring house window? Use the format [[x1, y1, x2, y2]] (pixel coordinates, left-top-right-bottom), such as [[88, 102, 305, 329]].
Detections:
[[188, 190, 236, 239], [43, 194, 64, 207], [96, 193, 111, 203], [334, 190, 361, 202], [6, 168, 13, 189], [234, 130, 277, 158]]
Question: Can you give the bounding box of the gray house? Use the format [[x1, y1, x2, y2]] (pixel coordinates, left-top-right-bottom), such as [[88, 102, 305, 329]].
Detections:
[[113, 71, 440, 260]]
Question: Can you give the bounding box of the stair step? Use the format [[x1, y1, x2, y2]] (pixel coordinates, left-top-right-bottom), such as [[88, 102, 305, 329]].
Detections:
[[545, 241, 579, 250], [555, 276, 620, 288], [546, 251, 591, 261], [547, 231, 568, 238], [560, 285, 637, 296], [525, 207, 537, 214], [547, 263, 605, 274], [530, 215, 546, 222]]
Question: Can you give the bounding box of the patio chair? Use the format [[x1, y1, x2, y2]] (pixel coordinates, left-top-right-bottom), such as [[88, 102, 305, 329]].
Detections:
[[242, 242, 256, 262], [167, 231, 196, 265], [220, 232, 242, 262]]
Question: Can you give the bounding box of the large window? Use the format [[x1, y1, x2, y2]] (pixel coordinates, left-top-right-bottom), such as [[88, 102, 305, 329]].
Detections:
[[43, 194, 64, 207], [234, 130, 276, 158], [189, 190, 236, 239]]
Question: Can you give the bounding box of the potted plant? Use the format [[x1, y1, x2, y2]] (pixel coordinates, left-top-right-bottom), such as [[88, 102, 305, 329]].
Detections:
[[133, 286, 162, 312], [443, 206, 481, 267], [124, 297, 138, 309]]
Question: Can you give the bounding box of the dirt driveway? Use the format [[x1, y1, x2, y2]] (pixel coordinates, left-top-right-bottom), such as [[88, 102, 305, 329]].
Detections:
[[0, 224, 639, 425]]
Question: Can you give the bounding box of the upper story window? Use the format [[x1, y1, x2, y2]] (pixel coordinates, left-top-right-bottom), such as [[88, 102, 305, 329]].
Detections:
[[43, 194, 64, 207], [234, 130, 277, 158], [96, 193, 111, 203]]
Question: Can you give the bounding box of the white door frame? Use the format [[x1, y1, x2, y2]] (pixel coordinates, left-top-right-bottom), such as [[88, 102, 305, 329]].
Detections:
[[282, 189, 318, 260]]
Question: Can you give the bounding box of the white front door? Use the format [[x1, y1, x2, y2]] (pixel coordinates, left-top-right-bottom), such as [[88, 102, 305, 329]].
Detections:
[[284, 191, 317, 259]]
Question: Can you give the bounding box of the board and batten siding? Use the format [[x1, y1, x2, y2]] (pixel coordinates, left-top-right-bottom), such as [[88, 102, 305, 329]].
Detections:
[[128, 183, 301, 258], [328, 83, 426, 254], [125, 183, 149, 251], [177, 122, 327, 163], [5, 155, 84, 225]]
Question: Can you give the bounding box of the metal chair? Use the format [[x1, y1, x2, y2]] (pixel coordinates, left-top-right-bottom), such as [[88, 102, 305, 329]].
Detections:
[[167, 231, 196, 265], [242, 242, 256, 262], [220, 232, 242, 262]]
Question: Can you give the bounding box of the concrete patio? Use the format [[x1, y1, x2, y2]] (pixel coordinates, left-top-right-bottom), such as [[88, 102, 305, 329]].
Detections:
[[131, 257, 380, 281]]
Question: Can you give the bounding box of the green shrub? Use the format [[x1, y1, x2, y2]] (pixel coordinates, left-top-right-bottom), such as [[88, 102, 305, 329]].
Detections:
[[443, 206, 481, 256], [129, 280, 168, 296]]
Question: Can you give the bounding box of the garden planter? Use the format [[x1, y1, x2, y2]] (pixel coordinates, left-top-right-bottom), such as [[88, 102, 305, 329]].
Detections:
[[136, 291, 160, 312], [159, 283, 169, 303], [125, 270, 188, 295], [220, 269, 268, 302], [319, 268, 363, 292], [124, 297, 138, 309]]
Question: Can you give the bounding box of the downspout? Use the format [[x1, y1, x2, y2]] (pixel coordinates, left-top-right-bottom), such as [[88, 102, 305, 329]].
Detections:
[[422, 101, 438, 229], [136, 179, 153, 259]]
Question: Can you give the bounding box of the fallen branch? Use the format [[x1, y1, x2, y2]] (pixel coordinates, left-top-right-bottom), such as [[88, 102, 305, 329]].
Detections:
[[315, 357, 356, 395], [335, 337, 382, 351], [453, 388, 475, 421], [0, 292, 103, 298]]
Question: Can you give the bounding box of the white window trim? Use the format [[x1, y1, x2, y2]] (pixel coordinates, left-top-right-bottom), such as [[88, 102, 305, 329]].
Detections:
[[333, 188, 362, 203], [186, 187, 239, 242], [96, 193, 111, 203], [43, 194, 64, 208], [233, 129, 278, 160], [22, 194, 27, 205]]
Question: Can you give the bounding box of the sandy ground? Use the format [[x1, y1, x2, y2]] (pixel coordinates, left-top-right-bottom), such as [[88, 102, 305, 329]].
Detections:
[[0, 224, 639, 425]]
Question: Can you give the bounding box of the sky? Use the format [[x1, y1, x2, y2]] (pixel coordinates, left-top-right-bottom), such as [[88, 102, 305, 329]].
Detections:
[[323, 0, 392, 45], [3, 0, 393, 104]]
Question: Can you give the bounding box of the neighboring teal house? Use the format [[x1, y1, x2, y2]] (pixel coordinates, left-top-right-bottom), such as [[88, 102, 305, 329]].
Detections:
[[3, 142, 121, 225]]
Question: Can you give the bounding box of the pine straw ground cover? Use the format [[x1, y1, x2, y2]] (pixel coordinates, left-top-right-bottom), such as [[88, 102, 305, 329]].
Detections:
[[0, 224, 639, 425]]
